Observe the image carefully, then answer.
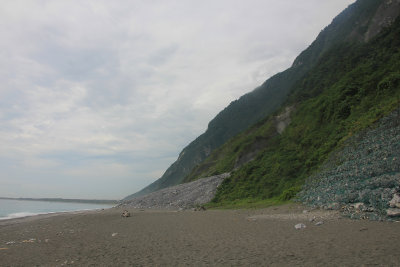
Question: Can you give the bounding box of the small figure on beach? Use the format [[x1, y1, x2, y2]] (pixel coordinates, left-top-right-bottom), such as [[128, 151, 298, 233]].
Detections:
[[121, 210, 131, 217]]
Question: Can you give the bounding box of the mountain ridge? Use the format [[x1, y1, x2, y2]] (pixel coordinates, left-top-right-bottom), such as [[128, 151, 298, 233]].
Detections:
[[124, 0, 400, 201], [193, 2, 400, 207]]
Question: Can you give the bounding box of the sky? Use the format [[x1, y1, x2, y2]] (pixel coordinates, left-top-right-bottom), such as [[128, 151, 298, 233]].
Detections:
[[0, 0, 355, 200]]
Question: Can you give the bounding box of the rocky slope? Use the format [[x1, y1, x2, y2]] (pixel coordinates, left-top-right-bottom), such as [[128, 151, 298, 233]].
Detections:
[[298, 108, 400, 220], [120, 173, 230, 209]]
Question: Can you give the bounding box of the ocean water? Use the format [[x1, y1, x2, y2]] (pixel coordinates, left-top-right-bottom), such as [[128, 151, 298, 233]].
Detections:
[[0, 199, 114, 220]]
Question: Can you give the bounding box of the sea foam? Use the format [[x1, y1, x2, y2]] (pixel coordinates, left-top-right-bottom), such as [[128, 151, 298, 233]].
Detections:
[[0, 212, 42, 220]]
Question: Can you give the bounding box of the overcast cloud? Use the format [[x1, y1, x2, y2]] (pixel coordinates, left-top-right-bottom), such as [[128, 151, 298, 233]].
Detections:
[[0, 0, 355, 199]]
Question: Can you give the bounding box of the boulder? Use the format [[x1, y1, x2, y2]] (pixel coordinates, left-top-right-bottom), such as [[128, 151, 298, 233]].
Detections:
[[294, 223, 306, 230], [389, 193, 400, 208], [386, 208, 400, 217], [353, 202, 365, 211]]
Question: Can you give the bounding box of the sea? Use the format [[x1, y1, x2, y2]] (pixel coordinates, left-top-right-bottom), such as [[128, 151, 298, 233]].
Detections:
[[0, 198, 115, 220]]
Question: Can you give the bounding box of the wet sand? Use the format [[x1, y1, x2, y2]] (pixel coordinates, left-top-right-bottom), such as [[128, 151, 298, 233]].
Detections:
[[0, 204, 399, 266]]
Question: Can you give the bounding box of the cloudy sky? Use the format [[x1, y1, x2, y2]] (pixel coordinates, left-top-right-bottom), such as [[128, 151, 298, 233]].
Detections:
[[0, 0, 355, 200]]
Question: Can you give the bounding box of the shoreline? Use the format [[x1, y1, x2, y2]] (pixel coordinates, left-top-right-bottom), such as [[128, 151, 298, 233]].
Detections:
[[0, 198, 116, 224], [1, 203, 400, 266], [0, 208, 112, 226], [0, 197, 118, 205]]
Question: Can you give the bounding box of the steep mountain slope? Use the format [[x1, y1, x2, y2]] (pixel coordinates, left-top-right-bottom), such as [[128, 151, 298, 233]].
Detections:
[[125, 0, 400, 200], [188, 1, 400, 206]]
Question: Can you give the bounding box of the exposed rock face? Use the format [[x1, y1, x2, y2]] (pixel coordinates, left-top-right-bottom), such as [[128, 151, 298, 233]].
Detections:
[[119, 173, 230, 210], [364, 0, 400, 42], [299, 108, 400, 220], [347, 0, 400, 42], [275, 106, 294, 134]]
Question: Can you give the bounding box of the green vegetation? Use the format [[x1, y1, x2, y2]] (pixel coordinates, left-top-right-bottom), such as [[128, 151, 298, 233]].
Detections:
[[126, 65, 305, 199], [193, 15, 400, 205], [124, 0, 400, 205], [130, 0, 386, 200]]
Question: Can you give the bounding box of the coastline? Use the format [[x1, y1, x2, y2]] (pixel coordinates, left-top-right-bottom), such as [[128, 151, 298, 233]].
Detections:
[[1, 203, 400, 266], [0, 198, 115, 223], [0, 208, 108, 226]]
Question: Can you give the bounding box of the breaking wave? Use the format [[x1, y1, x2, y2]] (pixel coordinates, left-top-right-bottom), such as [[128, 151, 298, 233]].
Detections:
[[0, 212, 45, 220]]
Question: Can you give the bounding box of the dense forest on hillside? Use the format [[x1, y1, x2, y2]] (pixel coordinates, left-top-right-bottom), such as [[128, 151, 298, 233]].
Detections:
[[188, 16, 400, 206]]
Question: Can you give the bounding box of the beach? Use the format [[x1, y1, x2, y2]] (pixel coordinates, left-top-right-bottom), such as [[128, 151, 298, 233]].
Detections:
[[1, 204, 399, 266]]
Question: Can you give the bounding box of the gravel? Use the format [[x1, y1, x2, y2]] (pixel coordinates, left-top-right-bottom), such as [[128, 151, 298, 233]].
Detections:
[[119, 173, 230, 210], [298, 108, 400, 220]]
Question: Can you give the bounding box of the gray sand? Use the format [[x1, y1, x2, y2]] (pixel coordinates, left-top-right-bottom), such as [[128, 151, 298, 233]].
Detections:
[[1, 204, 399, 266]]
